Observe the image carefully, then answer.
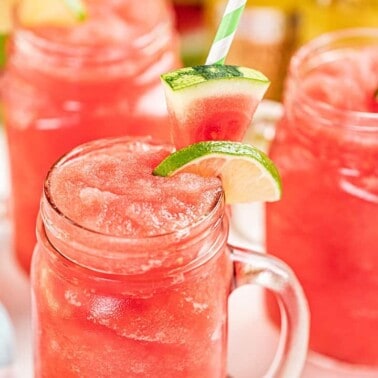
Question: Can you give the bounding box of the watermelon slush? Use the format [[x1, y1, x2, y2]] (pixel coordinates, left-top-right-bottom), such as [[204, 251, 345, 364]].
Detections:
[[2, 0, 180, 273], [32, 138, 233, 377], [266, 34, 378, 366]]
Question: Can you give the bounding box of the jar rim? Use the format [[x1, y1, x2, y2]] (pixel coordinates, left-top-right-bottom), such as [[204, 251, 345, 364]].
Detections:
[[40, 136, 226, 276], [289, 27, 378, 131], [11, 0, 176, 69], [13, 19, 174, 67], [42, 136, 225, 246]]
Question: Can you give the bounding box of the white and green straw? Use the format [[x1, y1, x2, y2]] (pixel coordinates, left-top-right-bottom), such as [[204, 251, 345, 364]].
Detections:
[[206, 0, 247, 65]]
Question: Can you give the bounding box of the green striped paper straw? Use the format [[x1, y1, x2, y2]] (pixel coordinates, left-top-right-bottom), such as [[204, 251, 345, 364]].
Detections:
[[206, 0, 247, 65]]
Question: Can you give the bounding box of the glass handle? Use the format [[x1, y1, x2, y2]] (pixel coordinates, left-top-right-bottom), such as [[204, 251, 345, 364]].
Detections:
[[229, 244, 309, 378]]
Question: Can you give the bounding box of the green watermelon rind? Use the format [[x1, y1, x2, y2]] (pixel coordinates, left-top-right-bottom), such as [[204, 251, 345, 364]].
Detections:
[[161, 65, 269, 92]]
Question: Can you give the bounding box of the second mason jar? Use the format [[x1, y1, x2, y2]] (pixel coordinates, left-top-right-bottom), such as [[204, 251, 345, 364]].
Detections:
[[266, 28, 378, 374], [1, 0, 181, 273]]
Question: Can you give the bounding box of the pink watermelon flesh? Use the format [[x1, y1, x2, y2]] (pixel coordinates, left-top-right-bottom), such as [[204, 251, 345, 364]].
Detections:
[[170, 94, 259, 149]]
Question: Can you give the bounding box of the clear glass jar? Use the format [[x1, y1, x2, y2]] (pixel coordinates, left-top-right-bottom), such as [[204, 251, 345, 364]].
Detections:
[[31, 136, 309, 377], [1, 0, 181, 273], [266, 28, 378, 374]]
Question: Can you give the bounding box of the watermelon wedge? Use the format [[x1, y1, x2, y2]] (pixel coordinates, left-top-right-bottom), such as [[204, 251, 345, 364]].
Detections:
[[161, 65, 270, 148]]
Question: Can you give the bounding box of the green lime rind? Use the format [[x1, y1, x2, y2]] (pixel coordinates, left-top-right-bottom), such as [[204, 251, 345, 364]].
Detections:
[[63, 0, 87, 21], [153, 141, 282, 193], [161, 65, 270, 92]]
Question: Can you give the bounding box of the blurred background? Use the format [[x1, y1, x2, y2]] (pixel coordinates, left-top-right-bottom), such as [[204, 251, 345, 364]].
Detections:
[[2, 1, 378, 99], [173, 0, 378, 100]]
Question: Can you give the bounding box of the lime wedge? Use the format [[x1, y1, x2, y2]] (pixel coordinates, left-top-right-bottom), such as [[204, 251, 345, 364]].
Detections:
[[153, 141, 281, 204], [18, 0, 87, 27]]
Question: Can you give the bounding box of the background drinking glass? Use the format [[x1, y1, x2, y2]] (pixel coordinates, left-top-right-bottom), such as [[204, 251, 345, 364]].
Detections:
[[1, 0, 181, 274], [265, 28, 378, 375]]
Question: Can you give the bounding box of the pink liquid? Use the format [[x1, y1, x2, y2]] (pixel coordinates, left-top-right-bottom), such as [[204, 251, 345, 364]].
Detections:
[[2, 0, 180, 273], [266, 42, 378, 365], [32, 138, 233, 377]]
